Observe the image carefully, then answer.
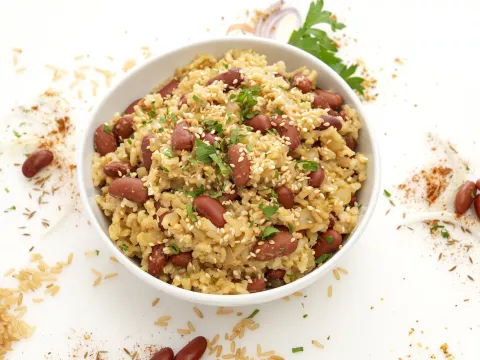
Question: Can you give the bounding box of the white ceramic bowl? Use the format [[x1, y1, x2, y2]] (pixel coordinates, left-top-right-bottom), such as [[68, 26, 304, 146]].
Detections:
[[78, 36, 380, 307]]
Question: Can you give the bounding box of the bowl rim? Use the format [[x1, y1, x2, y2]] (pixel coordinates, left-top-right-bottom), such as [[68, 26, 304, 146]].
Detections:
[[77, 36, 381, 306]]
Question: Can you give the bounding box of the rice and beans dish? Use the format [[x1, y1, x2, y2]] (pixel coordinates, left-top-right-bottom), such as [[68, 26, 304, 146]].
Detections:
[[91, 49, 367, 294]]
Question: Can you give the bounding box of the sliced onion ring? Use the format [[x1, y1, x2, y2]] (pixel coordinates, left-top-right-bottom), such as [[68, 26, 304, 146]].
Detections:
[[255, 2, 302, 39]]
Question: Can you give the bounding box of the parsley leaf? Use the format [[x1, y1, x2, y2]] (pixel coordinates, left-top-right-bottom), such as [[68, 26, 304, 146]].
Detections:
[[120, 243, 129, 251], [384, 189, 391, 197], [430, 224, 444, 233], [292, 347, 304, 353], [210, 191, 222, 198], [164, 147, 174, 158], [192, 95, 204, 104], [186, 202, 197, 223], [288, 0, 365, 94], [259, 203, 279, 219], [203, 120, 223, 133], [326, 235, 333, 244], [296, 160, 319, 172], [287, 224, 293, 233], [170, 244, 180, 254], [247, 309, 260, 319], [194, 138, 216, 163], [230, 128, 239, 145], [262, 226, 280, 239], [273, 109, 283, 115], [440, 229, 450, 239], [210, 154, 231, 175], [235, 86, 261, 121], [102, 125, 111, 134], [185, 185, 205, 197], [315, 253, 332, 264]]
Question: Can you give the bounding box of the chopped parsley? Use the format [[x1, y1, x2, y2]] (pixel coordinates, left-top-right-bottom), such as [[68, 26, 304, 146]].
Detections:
[[13, 130, 21, 138], [194, 138, 216, 163], [170, 244, 180, 254], [326, 235, 333, 244], [164, 147, 174, 158], [210, 154, 231, 176], [103, 125, 111, 134], [192, 95, 204, 104], [430, 224, 444, 233], [185, 185, 205, 197], [203, 120, 223, 133], [4, 188, 9, 193], [247, 309, 260, 319], [296, 160, 319, 172], [209, 191, 222, 198], [223, 62, 229, 69], [288, 0, 365, 94], [259, 203, 279, 219], [287, 224, 293, 233], [4, 206, 16, 212], [170, 112, 177, 124], [466, 165, 470, 171], [246, 143, 254, 151], [182, 157, 198, 172], [292, 347, 304, 353], [262, 226, 280, 239], [230, 128, 239, 145], [248, 220, 255, 228], [95, 250, 100, 256], [384, 189, 391, 198], [120, 243, 129, 251], [267, 128, 279, 136], [273, 109, 283, 115], [286, 274, 297, 279], [315, 253, 332, 264], [303, 314, 308, 318], [440, 228, 450, 239], [235, 85, 261, 121], [127, 139, 132, 145], [186, 202, 197, 223], [160, 165, 169, 173]]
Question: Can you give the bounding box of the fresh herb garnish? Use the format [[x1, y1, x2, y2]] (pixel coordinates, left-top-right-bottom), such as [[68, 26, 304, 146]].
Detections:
[[230, 128, 239, 145], [160, 165, 169, 173], [164, 147, 174, 158], [287, 224, 293, 233], [286, 274, 297, 279], [303, 314, 308, 318], [288, 0, 365, 94], [194, 138, 216, 163], [182, 157, 198, 172], [4, 188, 9, 193], [326, 235, 333, 244], [192, 95, 204, 105], [247, 309, 260, 319], [235, 85, 261, 121], [248, 220, 254, 228], [185, 185, 205, 197], [120, 243, 129, 251], [440, 229, 450, 239], [246, 143, 254, 151], [315, 253, 332, 264], [267, 128, 279, 136], [103, 125, 111, 134], [127, 139, 132, 145], [430, 224, 444, 233], [384, 189, 391, 198], [292, 347, 304, 353], [203, 120, 223, 133], [4, 205, 16, 212], [210, 154, 231, 176], [170, 244, 180, 255], [296, 160, 319, 172], [95, 250, 100, 256], [186, 202, 197, 223], [273, 109, 283, 115], [259, 203, 279, 219], [262, 226, 280, 239], [210, 191, 222, 198]]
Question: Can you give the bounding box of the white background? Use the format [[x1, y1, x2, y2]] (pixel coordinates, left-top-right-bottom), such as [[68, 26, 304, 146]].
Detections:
[[0, 0, 479, 359]]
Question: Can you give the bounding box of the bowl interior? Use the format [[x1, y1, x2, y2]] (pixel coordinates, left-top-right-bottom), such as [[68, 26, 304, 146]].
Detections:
[[79, 37, 379, 306]]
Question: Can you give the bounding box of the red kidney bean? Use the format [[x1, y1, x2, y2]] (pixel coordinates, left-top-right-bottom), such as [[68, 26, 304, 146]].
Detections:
[[148, 245, 168, 277], [291, 73, 312, 93], [274, 72, 289, 84], [266, 269, 286, 280], [109, 178, 149, 203], [474, 195, 480, 220], [339, 110, 347, 120], [319, 115, 342, 131], [455, 181, 476, 214], [172, 122, 194, 150], [274, 225, 289, 232], [344, 135, 357, 150], [201, 132, 216, 145], [308, 166, 324, 188], [171, 251, 192, 267], [314, 89, 343, 109], [22, 150, 54, 178], [193, 195, 226, 228], [272, 116, 300, 151], [113, 116, 134, 142], [246, 114, 271, 134], [103, 162, 134, 178], [312, 93, 329, 109], [174, 336, 207, 360], [151, 347, 174, 360], [222, 191, 239, 201], [228, 145, 250, 188], [349, 195, 358, 207], [314, 229, 342, 258], [206, 68, 243, 91], [158, 79, 179, 98], [156, 211, 172, 230], [178, 95, 187, 108], [94, 125, 117, 156], [125, 98, 142, 114], [253, 231, 298, 261], [141, 135, 155, 170], [476, 179, 480, 191], [275, 186, 294, 209], [247, 278, 266, 293]]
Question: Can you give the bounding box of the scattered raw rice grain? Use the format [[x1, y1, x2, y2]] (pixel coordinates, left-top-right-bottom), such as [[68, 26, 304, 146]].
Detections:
[[32, 298, 44, 303], [67, 253, 73, 265], [91, 269, 102, 277], [327, 285, 333, 297], [467, 275, 474, 281], [154, 321, 169, 327], [293, 291, 303, 297], [152, 298, 160, 307], [187, 321, 195, 332], [217, 307, 234, 315], [177, 328, 191, 335], [333, 269, 340, 280], [262, 350, 275, 356], [157, 316, 171, 322], [110, 256, 119, 263], [230, 341, 236, 353], [4, 268, 14, 277], [282, 296, 290, 301], [216, 345, 223, 357], [257, 344, 262, 356], [449, 266, 457, 272], [104, 273, 118, 280], [312, 340, 324, 349], [69, 79, 79, 89], [193, 306, 203, 319], [270, 356, 284, 360], [16, 67, 26, 73], [74, 55, 84, 61], [222, 354, 235, 359], [93, 277, 102, 287]]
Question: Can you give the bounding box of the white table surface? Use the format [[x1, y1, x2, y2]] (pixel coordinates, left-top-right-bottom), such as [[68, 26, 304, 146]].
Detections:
[[0, 0, 479, 359]]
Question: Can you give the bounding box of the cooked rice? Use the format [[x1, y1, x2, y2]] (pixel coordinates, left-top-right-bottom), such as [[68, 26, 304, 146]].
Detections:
[[92, 49, 367, 295]]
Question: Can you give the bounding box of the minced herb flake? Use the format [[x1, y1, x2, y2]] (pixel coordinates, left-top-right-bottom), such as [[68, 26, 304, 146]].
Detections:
[[186, 202, 197, 223], [315, 253, 332, 264], [185, 185, 204, 197], [296, 160, 319, 172], [262, 226, 280, 239], [259, 203, 279, 219], [170, 244, 180, 254], [164, 147, 174, 158], [292, 347, 304, 353], [384, 189, 391, 197], [192, 95, 204, 104], [247, 309, 260, 319]]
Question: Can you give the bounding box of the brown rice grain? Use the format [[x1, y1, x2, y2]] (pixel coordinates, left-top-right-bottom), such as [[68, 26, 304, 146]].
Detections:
[[293, 291, 303, 296], [216, 345, 223, 357], [32, 298, 44, 303], [333, 269, 340, 280], [93, 277, 102, 287], [337, 267, 348, 275], [312, 340, 324, 349], [4, 268, 14, 277], [328, 285, 333, 297], [193, 306, 203, 319], [187, 321, 195, 332], [110, 256, 119, 263], [230, 340, 236, 353], [262, 350, 275, 356], [152, 298, 160, 307], [257, 344, 262, 356], [104, 273, 118, 280], [177, 329, 191, 335], [154, 321, 169, 327]]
